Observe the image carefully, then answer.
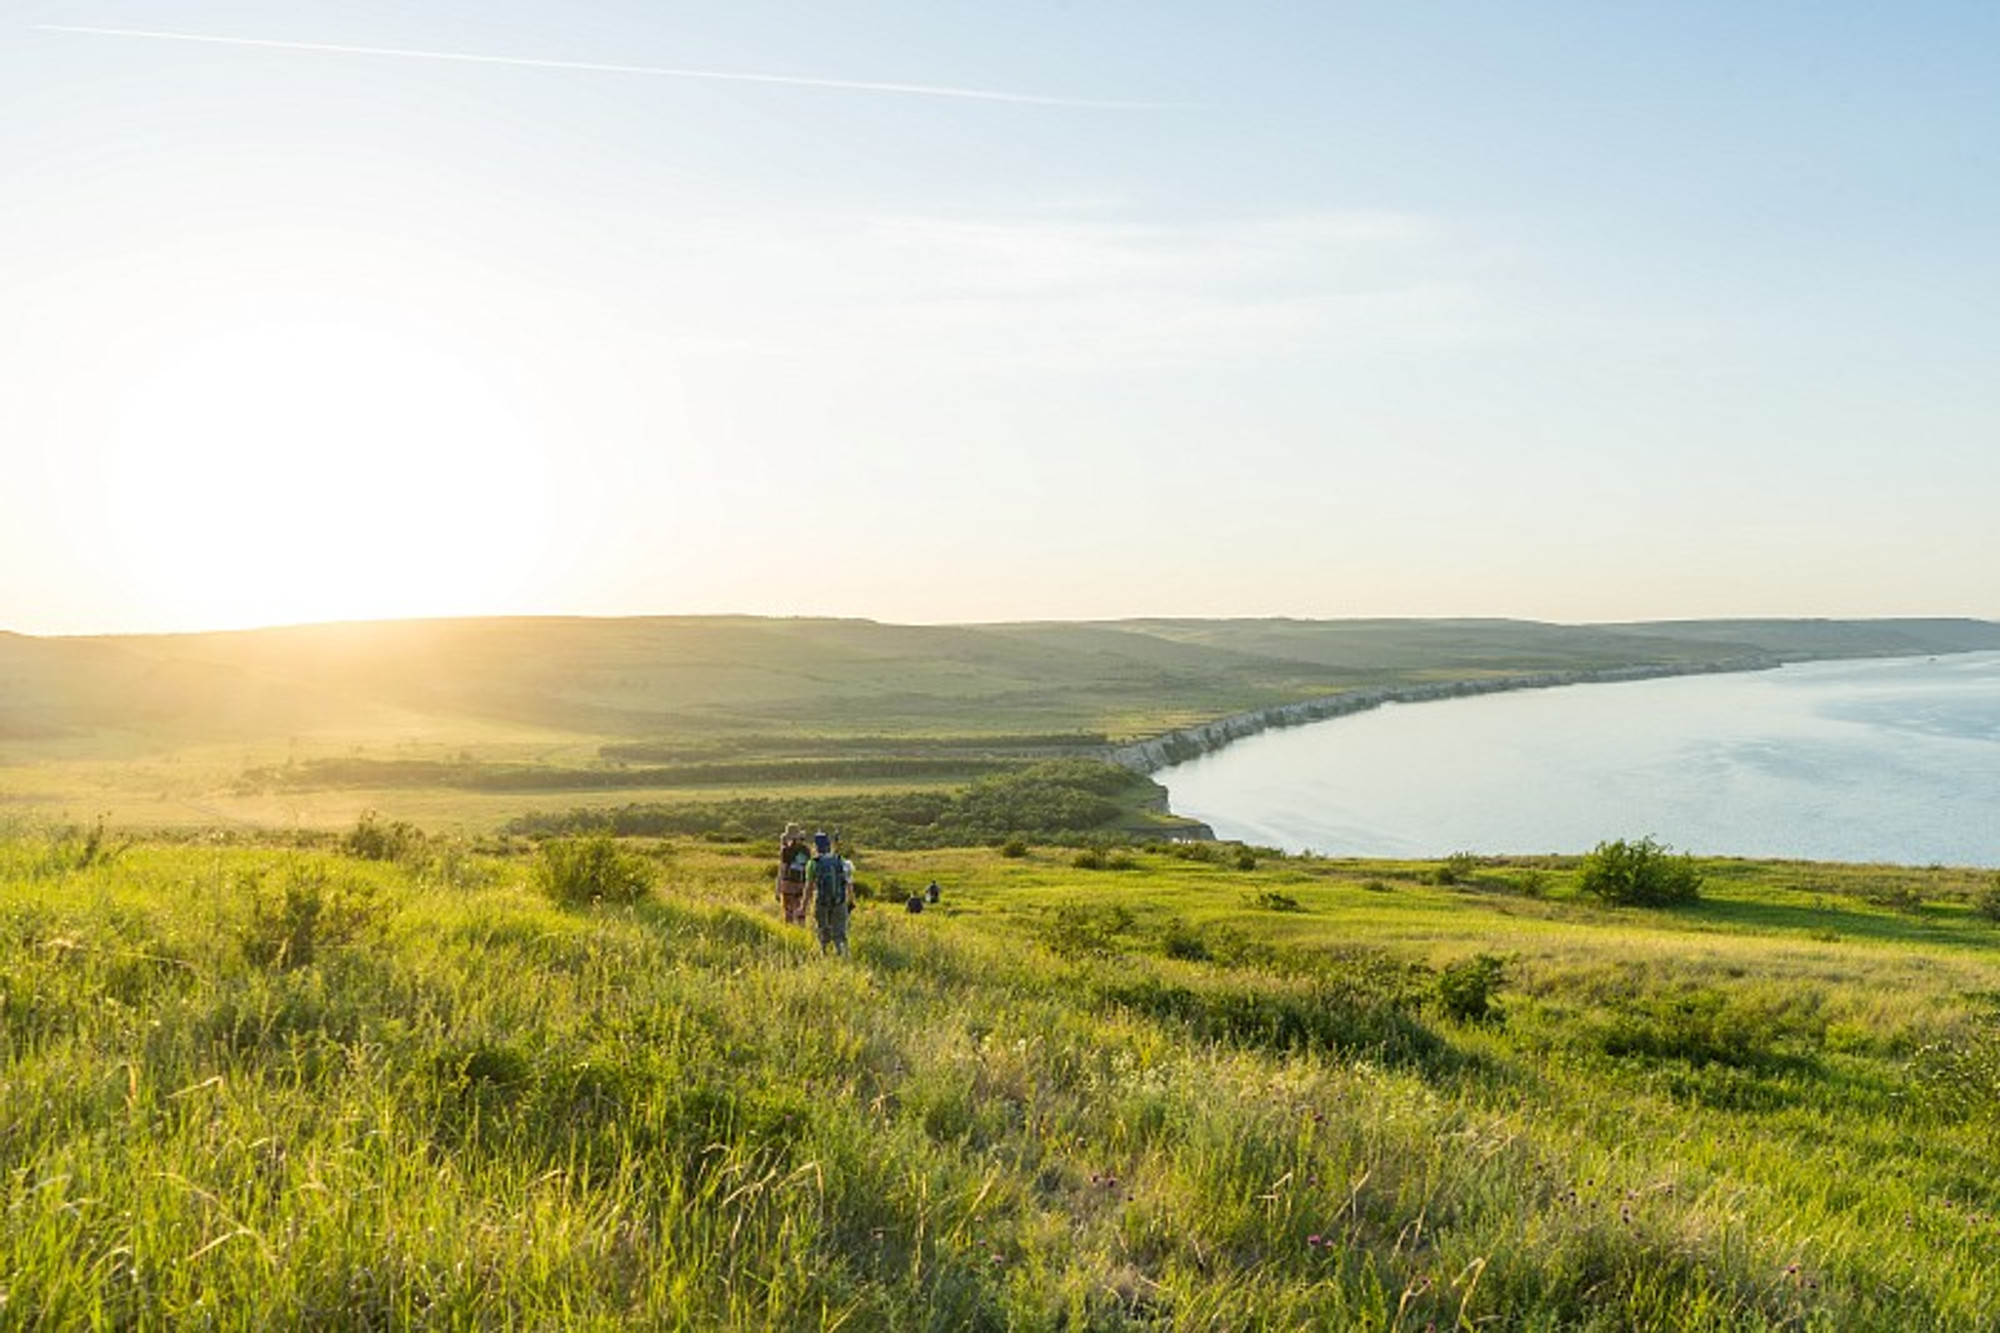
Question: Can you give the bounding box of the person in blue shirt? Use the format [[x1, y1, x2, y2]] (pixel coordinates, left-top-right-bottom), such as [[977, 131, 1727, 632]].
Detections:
[[807, 830, 853, 955]]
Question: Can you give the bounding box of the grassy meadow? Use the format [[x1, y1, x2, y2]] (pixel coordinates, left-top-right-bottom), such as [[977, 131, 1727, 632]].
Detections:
[[6, 825, 2000, 1329]]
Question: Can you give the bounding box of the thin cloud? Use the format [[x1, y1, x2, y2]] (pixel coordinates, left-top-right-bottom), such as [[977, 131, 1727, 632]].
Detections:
[[35, 23, 1188, 110], [627, 209, 1499, 377]]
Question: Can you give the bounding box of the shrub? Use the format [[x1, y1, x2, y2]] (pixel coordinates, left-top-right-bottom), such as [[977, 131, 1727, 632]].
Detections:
[[1576, 836, 1703, 906], [1249, 890, 1302, 912], [240, 864, 383, 969], [999, 836, 1029, 858], [1431, 851, 1480, 886], [1864, 883, 1924, 913], [1234, 847, 1259, 871], [1038, 901, 1135, 957], [343, 810, 424, 862], [1160, 919, 1211, 961], [1435, 954, 1507, 1023], [1071, 848, 1108, 871], [1976, 876, 2000, 923], [533, 834, 656, 906], [1202, 925, 1266, 967]]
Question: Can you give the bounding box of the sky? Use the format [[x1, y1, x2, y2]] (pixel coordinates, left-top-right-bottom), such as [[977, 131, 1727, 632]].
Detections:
[[5, 2, 1998, 636]]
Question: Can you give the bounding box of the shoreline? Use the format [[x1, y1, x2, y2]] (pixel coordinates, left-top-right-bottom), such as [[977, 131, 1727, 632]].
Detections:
[[1107, 655, 1789, 779], [1118, 648, 2000, 863]]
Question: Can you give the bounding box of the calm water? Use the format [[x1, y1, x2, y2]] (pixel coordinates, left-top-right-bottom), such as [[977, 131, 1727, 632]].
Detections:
[[1159, 652, 2000, 866]]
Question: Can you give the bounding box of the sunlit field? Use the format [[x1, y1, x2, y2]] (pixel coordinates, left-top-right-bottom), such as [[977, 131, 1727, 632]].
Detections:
[[6, 825, 1999, 1329]]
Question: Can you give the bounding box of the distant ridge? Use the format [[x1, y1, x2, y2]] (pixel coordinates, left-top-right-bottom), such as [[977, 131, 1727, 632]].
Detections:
[[4, 615, 1997, 761], [1603, 616, 2000, 658]]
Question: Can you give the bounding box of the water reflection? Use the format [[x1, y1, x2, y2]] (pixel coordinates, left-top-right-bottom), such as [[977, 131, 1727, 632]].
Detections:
[[1158, 653, 2000, 866]]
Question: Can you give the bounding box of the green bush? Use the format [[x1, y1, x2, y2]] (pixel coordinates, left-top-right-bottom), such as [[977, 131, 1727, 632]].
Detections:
[[1159, 918, 1211, 961], [998, 836, 1029, 858], [1431, 851, 1479, 886], [533, 834, 656, 906], [1976, 876, 2000, 923], [1576, 836, 1703, 906], [1038, 901, 1135, 956], [1864, 883, 1924, 913], [240, 864, 383, 970], [343, 810, 424, 862], [1435, 954, 1507, 1024]]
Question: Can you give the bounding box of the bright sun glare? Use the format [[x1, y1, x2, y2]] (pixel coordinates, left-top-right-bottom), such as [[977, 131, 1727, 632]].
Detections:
[[108, 320, 549, 630]]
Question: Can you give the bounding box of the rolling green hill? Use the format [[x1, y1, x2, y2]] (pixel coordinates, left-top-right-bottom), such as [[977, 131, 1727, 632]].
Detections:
[[20, 614, 2000, 749], [3, 615, 1996, 832]]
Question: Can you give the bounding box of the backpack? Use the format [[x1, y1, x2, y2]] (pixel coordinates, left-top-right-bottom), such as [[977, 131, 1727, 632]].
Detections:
[[813, 853, 848, 901]]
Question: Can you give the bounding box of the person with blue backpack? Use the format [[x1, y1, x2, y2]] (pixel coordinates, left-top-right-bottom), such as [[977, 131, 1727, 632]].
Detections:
[[807, 830, 854, 955]]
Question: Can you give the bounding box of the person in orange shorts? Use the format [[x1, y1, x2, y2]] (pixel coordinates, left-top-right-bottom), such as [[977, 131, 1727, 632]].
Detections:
[[776, 821, 812, 924]]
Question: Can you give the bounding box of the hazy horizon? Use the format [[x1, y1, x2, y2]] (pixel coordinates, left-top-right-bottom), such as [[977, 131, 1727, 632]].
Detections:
[[9, 608, 2000, 649], [9, 4, 1998, 637], [13, 603, 2000, 642]]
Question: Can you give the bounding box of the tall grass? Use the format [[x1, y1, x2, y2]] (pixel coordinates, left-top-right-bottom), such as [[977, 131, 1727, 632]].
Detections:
[[4, 833, 2000, 1327]]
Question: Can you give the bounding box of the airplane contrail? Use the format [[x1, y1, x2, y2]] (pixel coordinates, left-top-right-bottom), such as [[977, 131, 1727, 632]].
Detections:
[[36, 23, 1185, 109]]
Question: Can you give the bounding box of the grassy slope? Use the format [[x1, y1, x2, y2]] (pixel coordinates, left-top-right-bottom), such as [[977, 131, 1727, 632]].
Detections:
[[4, 616, 1998, 831], [6, 832, 2000, 1329]]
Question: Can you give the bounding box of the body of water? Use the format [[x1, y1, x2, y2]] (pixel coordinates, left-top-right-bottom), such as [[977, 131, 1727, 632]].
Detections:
[[1158, 651, 2000, 866]]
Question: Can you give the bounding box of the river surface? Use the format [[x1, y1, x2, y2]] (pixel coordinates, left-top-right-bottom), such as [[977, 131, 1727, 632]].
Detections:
[[1157, 651, 2000, 866]]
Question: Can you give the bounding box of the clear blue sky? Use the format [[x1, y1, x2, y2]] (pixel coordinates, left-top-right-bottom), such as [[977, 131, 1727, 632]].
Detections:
[[6, 2, 1997, 634]]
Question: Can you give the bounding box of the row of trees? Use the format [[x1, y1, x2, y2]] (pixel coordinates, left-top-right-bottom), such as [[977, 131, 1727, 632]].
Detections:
[[505, 760, 1159, 849]]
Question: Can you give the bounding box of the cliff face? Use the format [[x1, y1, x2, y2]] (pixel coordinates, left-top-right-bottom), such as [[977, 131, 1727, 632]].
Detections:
[[1108, 659, 1783, 775]]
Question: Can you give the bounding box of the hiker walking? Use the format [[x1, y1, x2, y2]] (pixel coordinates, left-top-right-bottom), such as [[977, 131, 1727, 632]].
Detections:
[[807, 830, 854, 955], [776, 822, 812, 925]]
